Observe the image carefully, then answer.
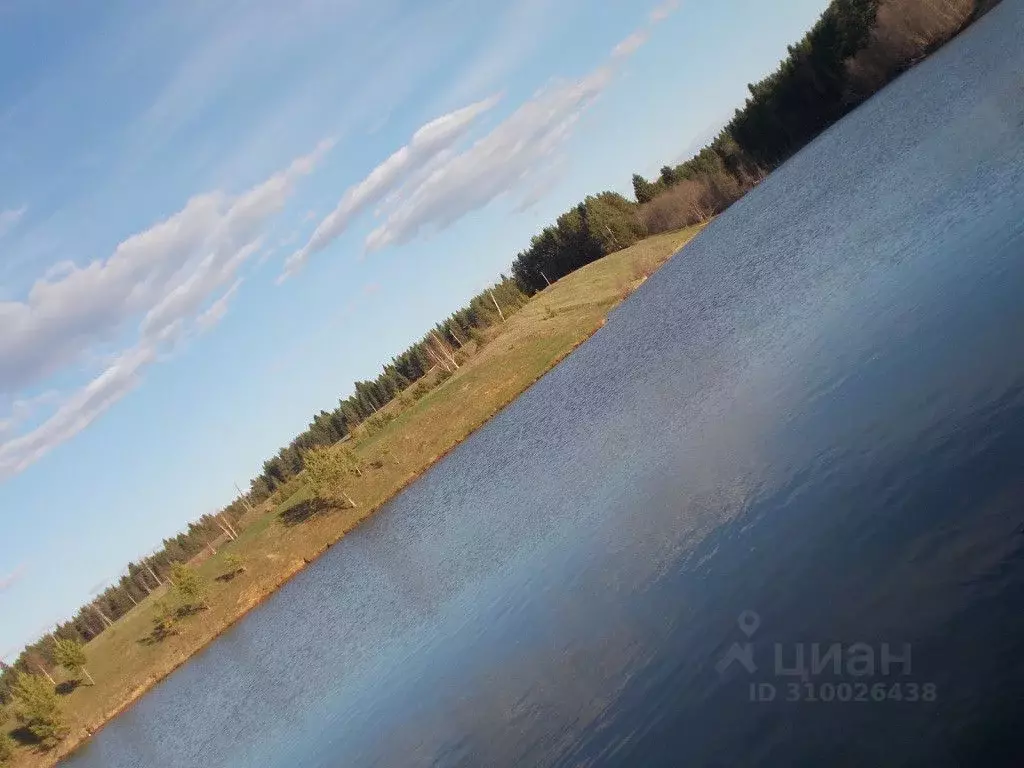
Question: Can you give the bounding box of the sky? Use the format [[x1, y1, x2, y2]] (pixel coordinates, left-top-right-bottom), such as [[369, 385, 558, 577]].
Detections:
[[0, 0, 830, 658]]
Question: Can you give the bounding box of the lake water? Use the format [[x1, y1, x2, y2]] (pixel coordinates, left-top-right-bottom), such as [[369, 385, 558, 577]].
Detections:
[[63, 4, 1024, 766]]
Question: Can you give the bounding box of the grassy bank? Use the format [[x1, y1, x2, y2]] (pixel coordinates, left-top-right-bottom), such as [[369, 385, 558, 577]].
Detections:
[[2, 226, 702, 767]]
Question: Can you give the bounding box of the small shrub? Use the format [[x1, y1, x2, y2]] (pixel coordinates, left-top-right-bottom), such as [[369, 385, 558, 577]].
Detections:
[[638, 170, 744, 235], [363, 413, 396, 437], [169, 563, 209, 611], [638, 180, 712, 234], [151, 600, 178, 640], [410, 381, 428, 401], [365, 412, 396, 437], [215, 554, 247, 583]]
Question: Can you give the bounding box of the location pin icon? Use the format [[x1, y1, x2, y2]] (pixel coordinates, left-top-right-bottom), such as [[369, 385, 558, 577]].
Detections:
[[737, 610, 761, 638]]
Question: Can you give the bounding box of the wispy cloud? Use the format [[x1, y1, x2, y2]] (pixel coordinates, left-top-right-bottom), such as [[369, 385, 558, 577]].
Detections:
[[0, 345, 155, 478], [281, 96, 499, 280], [88, 578, 115, 596], [0, 564, 27, 594], [285, 5, 674, 270], [0, 141, 331, 478], [196, 279, 242, 332], [0, 140, 330, 394], [0, 391, 60, 438], [364, 68, 611, 252], [0, 206, 26, 239], [649, 0, 682, 24], [617, 2, 678, 59], [612, 31, 650, 59], [353, 8, 680, 252], [361, 25, 663, 253]]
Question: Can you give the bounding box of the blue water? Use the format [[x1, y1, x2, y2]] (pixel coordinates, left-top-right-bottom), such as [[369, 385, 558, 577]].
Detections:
[[63, 3, 1024, 766]]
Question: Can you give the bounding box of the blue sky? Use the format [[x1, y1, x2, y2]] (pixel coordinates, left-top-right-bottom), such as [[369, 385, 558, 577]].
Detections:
[[0, 0, 829, 658]]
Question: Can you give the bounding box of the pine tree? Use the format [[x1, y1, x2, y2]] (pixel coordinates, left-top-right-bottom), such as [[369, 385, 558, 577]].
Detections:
[[11, 673, 67, 748], [223, 554, 246, 577], [169, 563, 209, 611], [632, 173, 659, 204], [151, 600, 178, 640], [52, 638, 94, 685], [303, 446, 358, 508], [584, 192, 645, 254]]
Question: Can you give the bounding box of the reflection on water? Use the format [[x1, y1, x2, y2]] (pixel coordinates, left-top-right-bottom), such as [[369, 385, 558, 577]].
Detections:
[[64, 3, 1024, 766]]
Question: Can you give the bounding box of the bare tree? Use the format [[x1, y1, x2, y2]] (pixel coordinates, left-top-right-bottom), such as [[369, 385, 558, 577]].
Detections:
[[846, 0, 974, 99], [488, 290, 506, 322], [143, 558, 164, 588], [90, 603, 114, 628]]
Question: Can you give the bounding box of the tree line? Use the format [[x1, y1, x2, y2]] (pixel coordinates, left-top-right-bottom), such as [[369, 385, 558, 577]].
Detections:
[[0, 509, 244, 708], [631, 0, 885, 222], [631, 0, 977, 234], [0, 0, 988, 739], [250, 273, 532, 499], [0, 558, 225, 753]]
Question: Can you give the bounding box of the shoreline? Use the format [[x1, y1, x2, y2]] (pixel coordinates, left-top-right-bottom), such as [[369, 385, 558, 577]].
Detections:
[[26, 227, 703, 768]]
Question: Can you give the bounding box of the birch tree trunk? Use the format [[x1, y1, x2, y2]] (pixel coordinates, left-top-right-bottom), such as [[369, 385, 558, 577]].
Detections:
[[488, 290, 506, 322], [144, 559, 164, 587], [92, 604, 114, 627], [430, 331, 459, 368]]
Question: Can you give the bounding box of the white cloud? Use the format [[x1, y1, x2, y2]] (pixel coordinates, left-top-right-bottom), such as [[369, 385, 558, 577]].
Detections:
[[0, 564, 27, 594], [281, 96, 499, 280], [196, 279, 242, 332], [612, 31, 650, 59], [364, 67, 613, 252], [0, 206, 26, 239], [616, 0, 682, 61], [356, 19, 664, 253], [649, 0, 681, 24], [0, 141, 329, 396], [0, 344, 154, 478], [0, 391, 60, 438], [139, 237, 262, 343], [0, 141, 331, 478]]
